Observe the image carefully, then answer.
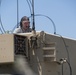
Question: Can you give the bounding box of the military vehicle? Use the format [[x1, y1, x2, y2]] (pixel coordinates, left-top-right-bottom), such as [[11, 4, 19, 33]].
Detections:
[[0, 30, 76, 75], [0, 0, 75, 75]]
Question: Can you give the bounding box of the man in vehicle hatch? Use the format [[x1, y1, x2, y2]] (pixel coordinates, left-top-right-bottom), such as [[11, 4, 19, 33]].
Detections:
[[13, 16, 37, 75]]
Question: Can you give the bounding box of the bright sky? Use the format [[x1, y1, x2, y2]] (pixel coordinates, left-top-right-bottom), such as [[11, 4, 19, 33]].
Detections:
[[0, 0, 76, 39]]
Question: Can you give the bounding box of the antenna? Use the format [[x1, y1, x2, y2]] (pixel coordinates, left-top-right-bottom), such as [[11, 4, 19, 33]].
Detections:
[[32, 0, 35, 31]]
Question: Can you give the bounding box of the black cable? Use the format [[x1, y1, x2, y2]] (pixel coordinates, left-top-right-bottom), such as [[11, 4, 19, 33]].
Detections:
[[66, 60, 72, 75], [26, 0, 32, 14], [62, 64, 63, 75], [0, 27, 3, 34], [60, 58, 72, 75], [56, 34, 70, 62], [0, 15, 6, 33], [29, 14, 56, 34], [0, 0, 6, 33], [0, 0, 3, 34], [28, 0, 32, 6], [56, 34, 72, 75], [0, 0, 1, 6], [36, 14, 56, 34]]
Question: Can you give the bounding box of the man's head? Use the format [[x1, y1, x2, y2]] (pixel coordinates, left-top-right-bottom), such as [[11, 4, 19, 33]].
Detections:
[[20, 16, 30, 29]]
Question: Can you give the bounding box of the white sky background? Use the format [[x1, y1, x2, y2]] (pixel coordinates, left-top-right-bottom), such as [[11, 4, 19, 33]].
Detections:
[[0, 0, 76, 39]]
